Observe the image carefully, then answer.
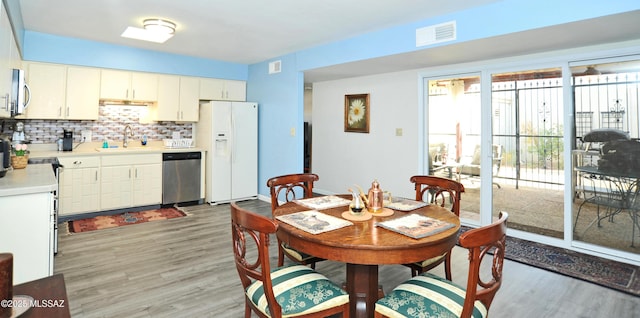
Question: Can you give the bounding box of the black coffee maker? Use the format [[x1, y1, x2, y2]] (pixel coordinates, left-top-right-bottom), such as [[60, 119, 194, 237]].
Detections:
[[0, 139, 10, 177], [63, 130, 73, 151]]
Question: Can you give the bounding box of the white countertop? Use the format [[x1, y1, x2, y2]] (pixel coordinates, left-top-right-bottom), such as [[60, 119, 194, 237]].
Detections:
[[28, 141, 204, 159], [0, 141, 204, 198], [0, 164, 58, 197]]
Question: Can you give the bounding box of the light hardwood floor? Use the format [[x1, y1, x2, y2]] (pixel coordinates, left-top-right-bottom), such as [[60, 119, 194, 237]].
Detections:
[[54, 200, 640, 318]]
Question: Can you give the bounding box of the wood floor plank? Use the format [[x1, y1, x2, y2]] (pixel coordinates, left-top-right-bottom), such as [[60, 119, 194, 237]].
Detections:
[[54, 199, 640, 317]]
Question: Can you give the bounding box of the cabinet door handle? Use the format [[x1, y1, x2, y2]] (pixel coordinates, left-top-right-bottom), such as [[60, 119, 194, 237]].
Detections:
[[132, 89, 136, 100], [135, 168, 138, 178], [129, 169, 132, 179], [95, 171, 98, 181], [126, 89, 129, 99], [73, 161, 81, 165], [2, 93, 8, 111], [66, 106, 70, 117], [59, 107, 62, 116]]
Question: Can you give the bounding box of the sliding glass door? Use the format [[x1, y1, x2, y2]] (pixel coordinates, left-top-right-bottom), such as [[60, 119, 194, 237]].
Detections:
[[491, 68, 565, 238], [423, 55, 640, 264], [571, 59, 640, 255], [425, 75, 483, 223]]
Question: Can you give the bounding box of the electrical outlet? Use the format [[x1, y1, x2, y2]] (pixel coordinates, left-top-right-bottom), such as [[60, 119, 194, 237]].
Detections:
[[81, 130, 92, 142]]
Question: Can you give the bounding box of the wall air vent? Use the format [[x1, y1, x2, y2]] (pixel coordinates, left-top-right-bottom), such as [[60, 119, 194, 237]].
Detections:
[[416, 21, 456, 47], [269, 60, 282, 74]]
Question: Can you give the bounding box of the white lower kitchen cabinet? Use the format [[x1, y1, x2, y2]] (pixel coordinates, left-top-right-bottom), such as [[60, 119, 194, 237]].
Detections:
[[58, 156, 101, 216], [100, 154, 162, 210], [0, 192, 54, 284]]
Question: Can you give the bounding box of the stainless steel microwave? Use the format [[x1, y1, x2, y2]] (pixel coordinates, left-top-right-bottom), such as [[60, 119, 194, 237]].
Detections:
[[11, 69, 30, 117]]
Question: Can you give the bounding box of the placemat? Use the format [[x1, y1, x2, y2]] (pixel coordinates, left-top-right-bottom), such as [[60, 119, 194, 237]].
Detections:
[[376, 214, 454, 239], [276, 210, 353, 234]]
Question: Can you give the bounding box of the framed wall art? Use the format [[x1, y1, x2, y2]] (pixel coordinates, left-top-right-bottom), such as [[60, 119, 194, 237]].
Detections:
[[344, 94, 370, 133]]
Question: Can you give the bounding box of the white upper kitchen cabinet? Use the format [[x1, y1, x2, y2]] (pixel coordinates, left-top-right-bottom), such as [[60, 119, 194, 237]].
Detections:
[[199, 78, 246, 101], [22, 62, 100, 120], [155, 75, 199, 122], [179, 76, 200, 121], [0, 1, 16, 118], [100, 69, 158, 101], [23, 62, 66, 119], [65, 67, 100, 119]]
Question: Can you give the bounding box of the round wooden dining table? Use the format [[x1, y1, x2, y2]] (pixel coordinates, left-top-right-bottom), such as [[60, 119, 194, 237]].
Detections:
[[273, 196, 460, 318]]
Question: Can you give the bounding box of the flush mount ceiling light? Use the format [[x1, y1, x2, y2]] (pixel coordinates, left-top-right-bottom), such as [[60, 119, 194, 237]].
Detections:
[[121, 18, 176, 43], [143, 19, 176, 34]]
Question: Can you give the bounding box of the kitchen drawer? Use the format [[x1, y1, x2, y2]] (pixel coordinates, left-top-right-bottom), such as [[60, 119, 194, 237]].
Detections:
[[101, 153, 161, 166], [58, 156, 100, 168]]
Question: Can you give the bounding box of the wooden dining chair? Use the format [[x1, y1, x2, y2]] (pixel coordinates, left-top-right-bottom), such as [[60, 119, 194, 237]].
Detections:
[[267, 173, 325, 268], [404, 175, 465, 279], [375, 212, 508, 318], [230, 202, 350, 318]]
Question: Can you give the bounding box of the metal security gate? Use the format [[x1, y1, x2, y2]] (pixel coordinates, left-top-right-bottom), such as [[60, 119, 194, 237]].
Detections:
[[492, 70, 564, 189]]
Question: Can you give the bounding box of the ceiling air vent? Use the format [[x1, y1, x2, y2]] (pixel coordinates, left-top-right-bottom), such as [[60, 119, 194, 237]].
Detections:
[[269, 60, 282, 74], [416, 21, 456, 47]]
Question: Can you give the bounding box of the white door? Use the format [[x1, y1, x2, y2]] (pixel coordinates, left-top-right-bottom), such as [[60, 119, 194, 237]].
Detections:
[[231, 102, 258, 200], [210, 101, 232, 203]]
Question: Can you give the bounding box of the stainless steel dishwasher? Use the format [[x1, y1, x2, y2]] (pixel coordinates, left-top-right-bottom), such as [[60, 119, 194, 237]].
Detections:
[[162, 152, 202, 206]]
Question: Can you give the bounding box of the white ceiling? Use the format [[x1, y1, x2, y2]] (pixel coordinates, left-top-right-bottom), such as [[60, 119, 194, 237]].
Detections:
[[17, 1, 640, 83], [19, 0, 497, 63]]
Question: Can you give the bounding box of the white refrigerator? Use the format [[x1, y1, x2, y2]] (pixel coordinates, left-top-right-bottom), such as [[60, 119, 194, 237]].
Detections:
[[196, 101, 258, 204]]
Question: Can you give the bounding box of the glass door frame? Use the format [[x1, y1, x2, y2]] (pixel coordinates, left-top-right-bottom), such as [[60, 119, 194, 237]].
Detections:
[[419, 51, 640, 266], [421, 71, 490, 228], [568, 55, 640, 262]]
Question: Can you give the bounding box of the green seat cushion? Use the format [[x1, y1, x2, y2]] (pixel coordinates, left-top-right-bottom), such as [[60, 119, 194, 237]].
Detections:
[[281, 243, 321, 262], [375, 273, 487, 318], [246, 265, 349, 317]]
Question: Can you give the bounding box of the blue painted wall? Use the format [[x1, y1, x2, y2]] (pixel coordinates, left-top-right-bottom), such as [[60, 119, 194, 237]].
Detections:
[[294, 1, 640, 71], [23, 31, 248, 80], [249, 0, 640, 198], [6, 0, 640, 198], [246, 54, 304, 197]]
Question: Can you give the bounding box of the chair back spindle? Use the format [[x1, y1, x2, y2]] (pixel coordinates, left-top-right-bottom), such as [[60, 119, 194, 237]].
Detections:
[[267, 173, 319, 212]]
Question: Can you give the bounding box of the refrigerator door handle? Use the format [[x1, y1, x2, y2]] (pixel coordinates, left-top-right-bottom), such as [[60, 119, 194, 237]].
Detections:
[[231, 116, 236, 163]]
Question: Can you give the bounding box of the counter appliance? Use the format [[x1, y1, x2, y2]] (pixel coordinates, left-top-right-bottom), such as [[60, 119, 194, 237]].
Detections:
[[62, 130, 73, 151], [0, 139, 10, 177], [196, 101, 258, 204]]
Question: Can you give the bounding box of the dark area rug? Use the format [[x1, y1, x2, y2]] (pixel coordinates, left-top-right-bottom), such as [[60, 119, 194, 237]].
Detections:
[[68, 208, 186, 233], [505, 236, 639, 296], [475, 227, 640, 296]]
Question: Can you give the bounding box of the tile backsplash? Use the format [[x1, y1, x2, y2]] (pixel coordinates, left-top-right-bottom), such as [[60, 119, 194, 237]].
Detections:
[[0, 105, 192, 144]]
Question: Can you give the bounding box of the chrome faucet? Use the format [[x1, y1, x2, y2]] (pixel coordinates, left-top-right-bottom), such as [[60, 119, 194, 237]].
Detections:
[[123, 124, 134, 148]]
